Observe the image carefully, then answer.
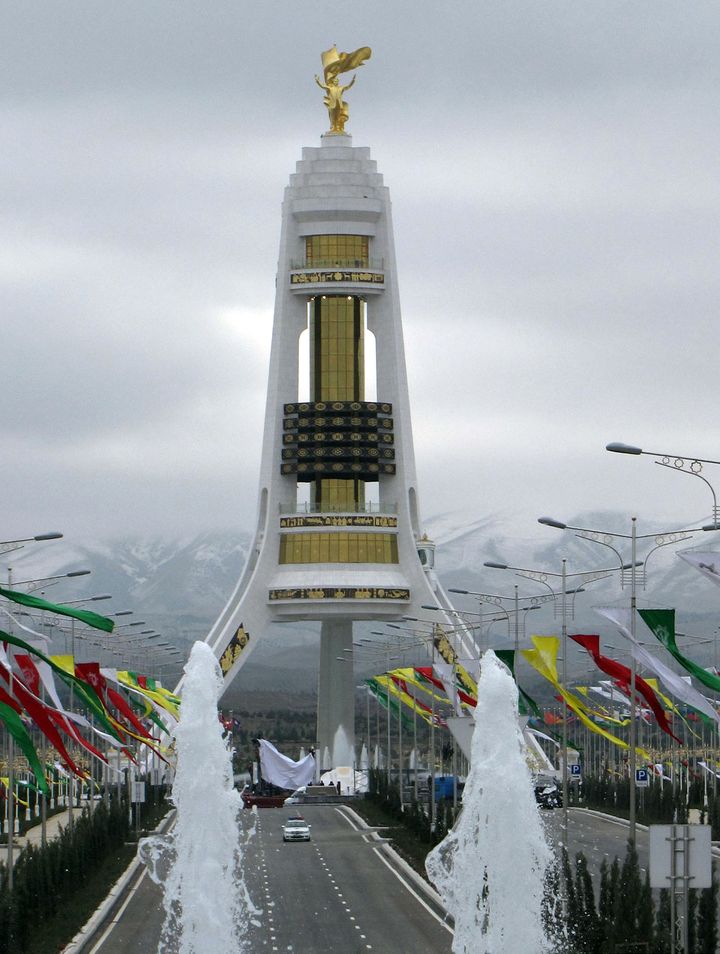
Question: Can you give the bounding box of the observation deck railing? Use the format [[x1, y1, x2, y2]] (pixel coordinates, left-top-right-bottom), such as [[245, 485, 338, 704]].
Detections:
[[278, 501, 397, 515], [289, 258, 385, 271]]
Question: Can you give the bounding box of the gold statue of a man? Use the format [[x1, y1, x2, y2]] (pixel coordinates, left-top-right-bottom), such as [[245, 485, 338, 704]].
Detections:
[[315, 45, 371, 135]]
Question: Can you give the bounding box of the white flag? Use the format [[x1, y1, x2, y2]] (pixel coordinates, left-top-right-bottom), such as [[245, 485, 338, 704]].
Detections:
[[678, 549, 720, 588], [595, 606, 720, 725], [258, 738, 316, 790]]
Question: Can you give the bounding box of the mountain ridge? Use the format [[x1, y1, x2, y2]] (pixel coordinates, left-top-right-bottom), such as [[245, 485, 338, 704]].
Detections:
[[5, 508, 720, 695]]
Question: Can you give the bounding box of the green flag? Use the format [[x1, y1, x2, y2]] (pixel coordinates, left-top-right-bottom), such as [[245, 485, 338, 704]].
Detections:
[[639, 609, 720, 694], [0, 587, 114, 632], [366, 678, 413, 729], [0, 629, 125, 744], [0, 699, 48, 794], [495, 649, 542, 718]]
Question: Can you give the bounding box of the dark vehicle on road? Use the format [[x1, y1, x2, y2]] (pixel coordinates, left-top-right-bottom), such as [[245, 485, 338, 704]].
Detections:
[[534, 775, 562, 809]]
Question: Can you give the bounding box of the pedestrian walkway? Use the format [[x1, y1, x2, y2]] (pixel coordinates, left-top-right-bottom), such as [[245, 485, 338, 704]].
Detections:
[[6, 799, 97, 856]]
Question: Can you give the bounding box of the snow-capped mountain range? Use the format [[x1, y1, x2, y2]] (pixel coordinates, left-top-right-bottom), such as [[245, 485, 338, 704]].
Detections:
[[4, 509, 720, 698]]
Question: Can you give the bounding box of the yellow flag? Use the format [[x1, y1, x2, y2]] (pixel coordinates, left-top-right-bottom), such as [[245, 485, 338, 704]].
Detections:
[[522, 636, 649, 760], [574, 687, 630, 726], [390, 668, 450, 705], [374, 675, 438, 726]]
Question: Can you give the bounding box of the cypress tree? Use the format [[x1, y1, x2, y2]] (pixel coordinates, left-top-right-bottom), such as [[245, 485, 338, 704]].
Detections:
[[655, 889, 671, 954], [574, 852, 603, 954], [599, 857, 620, 950], [615, 841, 647, 948], [637, 870, 654, 951], [688, 887, 698, 954], [561, 848, 579, 950], [697, 870, 718, 954], [542, 856, 566, 951]]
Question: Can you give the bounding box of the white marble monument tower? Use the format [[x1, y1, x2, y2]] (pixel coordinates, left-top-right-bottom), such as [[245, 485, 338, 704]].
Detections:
[[207, 49, 473, 767]]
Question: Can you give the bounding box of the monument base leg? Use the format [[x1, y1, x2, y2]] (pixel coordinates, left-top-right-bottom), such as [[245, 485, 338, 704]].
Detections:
[[317, 619, 355, 770]]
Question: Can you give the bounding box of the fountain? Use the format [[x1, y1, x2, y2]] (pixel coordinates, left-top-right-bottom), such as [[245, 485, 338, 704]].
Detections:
[[426, 650, 553, 953], [139, 641, 258, 953]]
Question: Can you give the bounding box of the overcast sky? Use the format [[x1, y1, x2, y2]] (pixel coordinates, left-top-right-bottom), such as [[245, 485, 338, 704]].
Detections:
[[4, 2, 720, 548]]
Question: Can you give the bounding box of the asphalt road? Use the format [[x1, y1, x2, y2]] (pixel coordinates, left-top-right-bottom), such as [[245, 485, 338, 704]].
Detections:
[[544, 807, 649, 881], [89, 804, 454, 953], [86, 804, 662, 953]]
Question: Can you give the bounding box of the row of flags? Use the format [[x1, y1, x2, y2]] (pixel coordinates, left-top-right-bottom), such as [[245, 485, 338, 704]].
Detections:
[[0, 586, 180, 794], [366, 597, 720, 766]]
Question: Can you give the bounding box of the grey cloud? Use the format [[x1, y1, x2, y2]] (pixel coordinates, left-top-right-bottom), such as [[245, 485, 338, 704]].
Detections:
[[3, 2, 719, 542]]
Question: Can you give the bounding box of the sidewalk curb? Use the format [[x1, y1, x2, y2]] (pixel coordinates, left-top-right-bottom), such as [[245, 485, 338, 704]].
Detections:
[[572, 806, 720, 860], [61, 809, 176, 954], [571, 806, 649, 831]]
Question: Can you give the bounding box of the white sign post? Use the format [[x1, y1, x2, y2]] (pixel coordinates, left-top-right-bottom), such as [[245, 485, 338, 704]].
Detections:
[[650, 824, 712, 954]]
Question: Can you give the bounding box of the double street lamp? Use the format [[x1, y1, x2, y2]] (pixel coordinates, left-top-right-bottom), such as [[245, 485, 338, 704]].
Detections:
[[0, 562, 90, 885], [483, 556, 624, 844], [0, 532, 63, 558], [422, 598, 542, 653], [9, 569, 91, 592], [537, 513, 715, 843], [607, 442, 720, 529]]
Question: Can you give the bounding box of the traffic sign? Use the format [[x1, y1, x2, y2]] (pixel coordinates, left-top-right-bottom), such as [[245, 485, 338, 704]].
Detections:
[[650, 824, 712, 889], [132, 781, 146, 804], [570, 764, 581, 777], [635, 768, 649, 788]]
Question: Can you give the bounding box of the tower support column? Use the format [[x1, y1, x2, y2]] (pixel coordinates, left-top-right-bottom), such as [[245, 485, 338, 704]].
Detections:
[[317, 620, 355, 770]]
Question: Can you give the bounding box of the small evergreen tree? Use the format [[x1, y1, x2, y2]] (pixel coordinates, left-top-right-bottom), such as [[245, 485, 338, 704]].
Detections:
[[655, 889, 672, 954], [697, 870, 719, 954], [614, 839, 649, 948], [573, 852, 603, 954]]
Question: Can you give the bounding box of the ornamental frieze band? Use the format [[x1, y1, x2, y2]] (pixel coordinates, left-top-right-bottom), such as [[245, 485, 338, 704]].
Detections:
[[290, 270, 385, 284], [269, 586, 410, 601]]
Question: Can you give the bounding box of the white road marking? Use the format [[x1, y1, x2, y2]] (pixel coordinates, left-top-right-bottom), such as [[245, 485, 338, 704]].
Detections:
[[88, 867, 149, 954]]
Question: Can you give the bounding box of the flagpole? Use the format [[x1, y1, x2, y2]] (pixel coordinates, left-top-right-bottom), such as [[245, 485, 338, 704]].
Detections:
[[628, 517, 638, 842], [69, 617, 75, 830], [398, 682, 403, 811], [431, 633, 436, 832], [561, 559, 569, 845], [6, 566, 15, 890]]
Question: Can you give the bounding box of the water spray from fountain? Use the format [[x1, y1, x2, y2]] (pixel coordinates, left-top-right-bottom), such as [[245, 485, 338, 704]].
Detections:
[[140, 641, 258, 953], [426, 650, 553, 954]]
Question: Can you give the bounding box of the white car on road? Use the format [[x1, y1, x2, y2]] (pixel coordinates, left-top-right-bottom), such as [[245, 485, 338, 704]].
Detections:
[[282, 816, 311, 842]]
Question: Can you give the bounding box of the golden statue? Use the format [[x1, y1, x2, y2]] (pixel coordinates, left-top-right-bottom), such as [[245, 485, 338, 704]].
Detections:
[[315, 45, 372, 135]]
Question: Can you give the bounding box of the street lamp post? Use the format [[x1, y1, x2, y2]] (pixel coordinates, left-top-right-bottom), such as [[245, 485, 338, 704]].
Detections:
[[0, 558, 87, 888], [483, 556, 620, 845], [448, 587, 560, 652], [607, 443, 720, 529], [7, 569, 91, 591], [58, 594, 109, 826], [0, 532, 62, 558], [538, 513, 714, 842], [365, 631, 430, 812]]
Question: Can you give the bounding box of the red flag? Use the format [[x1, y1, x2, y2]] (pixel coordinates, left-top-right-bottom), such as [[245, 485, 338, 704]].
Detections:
[[14, 653, 107, 764], [0, 668, 85, 777], [48, 709, 108, 763], [414, 667, 476, 707], [571, 634, 681, 743], [106, 686, 153, 740], [15, 655, 41, 695], [75, 662, 109, 706]]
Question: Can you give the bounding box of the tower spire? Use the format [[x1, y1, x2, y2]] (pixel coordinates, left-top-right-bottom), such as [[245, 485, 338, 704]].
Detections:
[[205, 68, 474, 769]]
